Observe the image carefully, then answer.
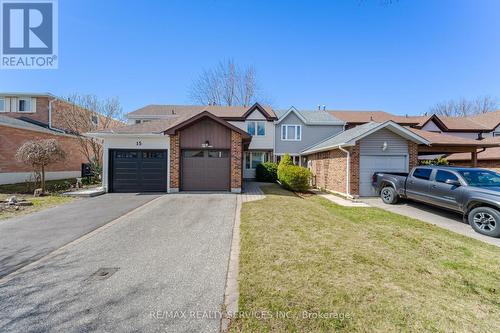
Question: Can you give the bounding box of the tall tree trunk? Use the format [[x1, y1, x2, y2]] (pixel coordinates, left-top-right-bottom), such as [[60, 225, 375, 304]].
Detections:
[[41, 165, 46, 193]]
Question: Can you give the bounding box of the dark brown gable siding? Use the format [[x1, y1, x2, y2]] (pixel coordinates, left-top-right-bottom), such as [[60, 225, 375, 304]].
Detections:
[[180, 118, 231, 149]]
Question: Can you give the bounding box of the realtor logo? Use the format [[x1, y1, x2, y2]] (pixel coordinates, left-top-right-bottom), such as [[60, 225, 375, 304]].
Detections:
[[1, 0, 58, 69]]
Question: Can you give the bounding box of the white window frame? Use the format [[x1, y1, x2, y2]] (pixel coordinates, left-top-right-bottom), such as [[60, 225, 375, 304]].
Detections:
[[246, 121, 266, 137], [0, 98, 5, 112], [244, 151, 268, 169], [281, 124, 302, 141], [18, 97, 32, 112]]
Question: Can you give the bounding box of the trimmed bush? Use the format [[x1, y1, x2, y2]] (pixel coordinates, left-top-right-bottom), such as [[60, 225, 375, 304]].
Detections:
[[256, 162, 278, 182], [278, 165, 311, 192], [277, 153, 294, 180]]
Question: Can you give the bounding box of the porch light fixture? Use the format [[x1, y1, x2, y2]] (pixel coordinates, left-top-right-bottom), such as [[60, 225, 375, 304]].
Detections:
[[382, 141, 388, 151], [202, 140, 211, 148]]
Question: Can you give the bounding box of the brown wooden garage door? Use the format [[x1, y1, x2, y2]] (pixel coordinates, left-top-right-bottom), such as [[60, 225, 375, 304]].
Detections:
[[181, 149, 230, 191]]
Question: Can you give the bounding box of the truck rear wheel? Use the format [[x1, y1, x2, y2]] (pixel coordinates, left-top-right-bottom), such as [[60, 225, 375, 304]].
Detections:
[[468, 207, 500, 238], [380, 186, 398, 204]]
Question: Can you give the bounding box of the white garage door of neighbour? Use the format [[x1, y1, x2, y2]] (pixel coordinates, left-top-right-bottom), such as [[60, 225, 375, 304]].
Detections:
[[359, 155, 407, 197]]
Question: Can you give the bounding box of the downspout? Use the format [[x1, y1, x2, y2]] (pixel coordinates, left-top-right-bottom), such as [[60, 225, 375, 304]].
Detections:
[[48, 97, 65, 133], [338, 145, 350, 197]]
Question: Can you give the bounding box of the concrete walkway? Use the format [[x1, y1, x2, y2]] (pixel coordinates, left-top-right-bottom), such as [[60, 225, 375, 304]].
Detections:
[[314, 191, 370, 207], [0, 193, 236, 333], [242, 181, 266, 202], [363, 198, 500, 247], [0, 193, 160, 278]]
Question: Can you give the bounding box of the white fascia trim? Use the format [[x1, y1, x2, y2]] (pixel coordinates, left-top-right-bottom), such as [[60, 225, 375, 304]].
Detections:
[[349, 121, 430, 145], [0, 122, 77, 137], [275, 107, 308, 125], [301, 142, 354, 155]]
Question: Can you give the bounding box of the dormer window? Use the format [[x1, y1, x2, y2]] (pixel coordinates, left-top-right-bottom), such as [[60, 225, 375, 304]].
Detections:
[[0, 98, 4, 112], [18, 98, 31, 112]]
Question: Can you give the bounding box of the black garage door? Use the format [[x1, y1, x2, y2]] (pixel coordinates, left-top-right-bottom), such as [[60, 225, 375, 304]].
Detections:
[[181, 149, 230, 191], [110, 149, 168, 192]]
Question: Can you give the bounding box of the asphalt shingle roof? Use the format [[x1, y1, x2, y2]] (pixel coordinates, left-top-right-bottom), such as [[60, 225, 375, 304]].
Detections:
[[0, 115, 66, 135], [127, 104, 276, 119], [301, 122, 381, 153], [276, 108, 344, 124]]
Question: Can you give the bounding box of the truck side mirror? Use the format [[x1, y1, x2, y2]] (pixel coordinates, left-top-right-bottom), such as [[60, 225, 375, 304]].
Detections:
[[445, 179, 461, 186]]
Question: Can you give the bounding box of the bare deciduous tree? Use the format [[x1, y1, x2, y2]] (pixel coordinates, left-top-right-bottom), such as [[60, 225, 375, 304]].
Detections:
[[188, 59, 261, 106], [16, 139, 66, 193], [57, 94, 123, 176], [429, 96, 497, 117]]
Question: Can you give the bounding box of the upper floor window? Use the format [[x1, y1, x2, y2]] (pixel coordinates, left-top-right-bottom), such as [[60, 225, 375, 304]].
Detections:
[[281, 125, 301, 141], [0, 98, 4, 112], [493, 132, 500, 137], [247, 121, 266, 136], [18, 98, 31, 112]]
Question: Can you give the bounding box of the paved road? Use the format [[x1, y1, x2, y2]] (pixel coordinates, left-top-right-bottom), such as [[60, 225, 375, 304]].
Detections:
[[0, 193, 236, 333], [0, 193, 160, 278], [363, 198, 500, 247]]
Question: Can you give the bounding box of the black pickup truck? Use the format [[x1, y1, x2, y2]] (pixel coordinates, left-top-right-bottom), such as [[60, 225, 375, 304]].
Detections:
[[372, 166, 500, 237]]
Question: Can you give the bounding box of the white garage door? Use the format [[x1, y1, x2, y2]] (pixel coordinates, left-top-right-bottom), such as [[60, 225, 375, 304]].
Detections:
[[359, 155, 408, 197]]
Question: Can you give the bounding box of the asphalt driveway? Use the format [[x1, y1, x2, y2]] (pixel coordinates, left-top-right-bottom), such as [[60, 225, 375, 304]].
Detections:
[[0, 193, 160, 278], [0, 193, 236, 333], [363, 197, 500, 247]]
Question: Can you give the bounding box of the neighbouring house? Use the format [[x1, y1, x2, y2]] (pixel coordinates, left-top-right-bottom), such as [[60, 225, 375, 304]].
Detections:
[[302, 121, 499, 197], [446, 136, 500, 172], [88, 103, 275, 193], [329, 109, 500, 170], [302, 121, 428, 197], [0, 92, 122, 185], [274, 107, 345, 166], [88, 103, 500, 196]]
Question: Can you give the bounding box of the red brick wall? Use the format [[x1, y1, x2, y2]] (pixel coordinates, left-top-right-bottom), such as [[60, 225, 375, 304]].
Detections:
[[408, 141, 419, 170], [309, 149, 348, 194], [169, 133, 180, 189], [3, 96, 50, 124], [349, 143, 360, 196], [230, 131, 243, 190], [0, 125, 87, 173]]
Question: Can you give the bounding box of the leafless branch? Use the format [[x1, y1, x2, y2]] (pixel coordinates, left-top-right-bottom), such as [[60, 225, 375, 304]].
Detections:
[[188, 59, 264, 106], [429, 96, 497, 117]]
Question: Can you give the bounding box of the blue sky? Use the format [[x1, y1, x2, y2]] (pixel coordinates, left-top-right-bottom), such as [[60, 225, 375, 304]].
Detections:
[[2, 0, 500, 115]]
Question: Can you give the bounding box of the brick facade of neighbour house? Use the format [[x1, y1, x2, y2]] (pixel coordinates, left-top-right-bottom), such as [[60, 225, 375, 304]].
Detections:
[[309, 149, 349, 194], [308, 143, 361, 197], [349, 143, 360, 196], [408, 141, 419, 170], [0, 125, 86, 173], [169, 133, 180, 191], [230, 130, 243, 192]]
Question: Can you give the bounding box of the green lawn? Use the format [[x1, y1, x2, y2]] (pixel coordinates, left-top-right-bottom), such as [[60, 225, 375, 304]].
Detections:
[[231, 184, 500, 332], [0, 194, 73, 220]]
